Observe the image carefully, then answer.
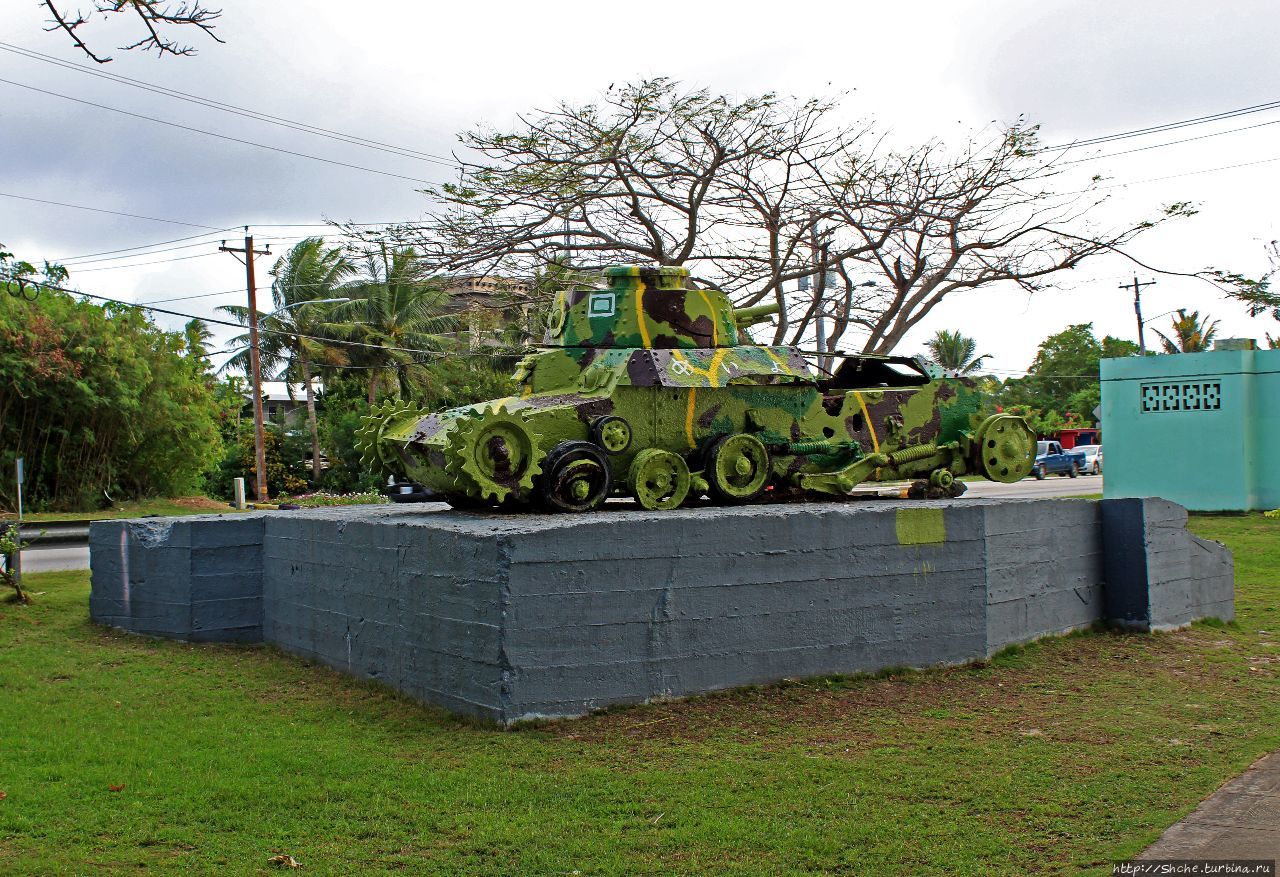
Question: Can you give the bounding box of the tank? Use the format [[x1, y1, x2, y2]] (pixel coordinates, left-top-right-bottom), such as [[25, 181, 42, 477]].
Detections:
[[354, 265, 1035, 511]]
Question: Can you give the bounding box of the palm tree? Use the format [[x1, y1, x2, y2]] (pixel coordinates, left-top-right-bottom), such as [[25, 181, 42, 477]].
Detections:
[[923, 329, 990, 376], [1154, 309, 1219, 354], [183, 318, 214, 361], [219, 237, 356, 481], [329, 246, 457, 403]]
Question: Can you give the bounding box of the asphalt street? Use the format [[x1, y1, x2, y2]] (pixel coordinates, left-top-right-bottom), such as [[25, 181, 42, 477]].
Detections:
[[963, 473, 1103, 499]]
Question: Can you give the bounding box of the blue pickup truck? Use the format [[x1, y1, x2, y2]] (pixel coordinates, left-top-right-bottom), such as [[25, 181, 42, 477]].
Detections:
[[1032, 440, 1086, 480]]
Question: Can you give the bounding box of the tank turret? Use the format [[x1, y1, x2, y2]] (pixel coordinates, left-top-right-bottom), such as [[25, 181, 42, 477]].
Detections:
[[355, 264, 1035, 512], [546, 265, 740, 349]]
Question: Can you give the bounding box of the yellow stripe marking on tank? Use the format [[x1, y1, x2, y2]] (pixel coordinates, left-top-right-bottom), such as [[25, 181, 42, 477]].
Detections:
[[854, 391, 879, 454], [696, 289, 719, 347], [635, 282, 653, 348], [685, 387, 698, 447], [670, 349, 728, 387]]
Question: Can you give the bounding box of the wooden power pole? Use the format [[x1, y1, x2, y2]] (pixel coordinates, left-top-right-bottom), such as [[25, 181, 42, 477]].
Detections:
[[1120, 276, 1157, 355], [220, 229, 272, 502]]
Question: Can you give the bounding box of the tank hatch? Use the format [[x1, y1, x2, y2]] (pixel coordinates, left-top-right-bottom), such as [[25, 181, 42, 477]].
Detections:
[[545, 265, 741, 350]]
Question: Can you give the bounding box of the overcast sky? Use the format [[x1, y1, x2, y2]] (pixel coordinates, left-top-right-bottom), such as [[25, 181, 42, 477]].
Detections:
[[2, 0, 1278, 375]]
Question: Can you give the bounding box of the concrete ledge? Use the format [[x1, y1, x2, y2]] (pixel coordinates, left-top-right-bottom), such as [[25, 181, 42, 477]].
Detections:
[[89, 497, 1234, 724]]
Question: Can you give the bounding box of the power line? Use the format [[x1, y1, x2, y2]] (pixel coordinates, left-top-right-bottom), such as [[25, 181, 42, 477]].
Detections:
[[1064, 117, 1280, 165], [68, 251, 224, 272], [0, 41, 463, 169], [0, 190, 222, 229], [51, 229, 232, 263], [22, 282, 518, 360], [0, 77, 439, 186], [1042, 98, 1280, 152]]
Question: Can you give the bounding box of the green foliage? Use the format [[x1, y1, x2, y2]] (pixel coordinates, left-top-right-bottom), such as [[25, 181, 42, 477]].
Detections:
[[328, 246, 457, 402], [922, 329, 989, 376], [1153, 308, 1219, 354], [0, 285, 224, 511], [998, 324, 1138, 425], [0, 522, 34, 603], [207, 424, 308, 500], [413, 356, 517, 410], [288, 491, 385, 508]]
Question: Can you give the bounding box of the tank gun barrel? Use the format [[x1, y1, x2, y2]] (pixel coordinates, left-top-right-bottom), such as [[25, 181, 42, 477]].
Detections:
[[734, 301, 782, 330]]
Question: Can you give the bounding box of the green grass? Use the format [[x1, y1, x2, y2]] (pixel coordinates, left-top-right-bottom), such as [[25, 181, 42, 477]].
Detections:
[[4, 497, 243, 523], [0, 516, 1277, 875]]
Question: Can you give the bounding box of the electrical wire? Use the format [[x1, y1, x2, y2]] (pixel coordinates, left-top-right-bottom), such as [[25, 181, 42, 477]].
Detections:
[[0, 190, 222, 229], [68, 251, 224, 272], [1064, 117, 1280, 165], [0, 77, 440, 186], [18, 282, 525, 361], [1041, 98, 1280, 152], [0, 41, 463, 169], [51, 228, 234, 263]]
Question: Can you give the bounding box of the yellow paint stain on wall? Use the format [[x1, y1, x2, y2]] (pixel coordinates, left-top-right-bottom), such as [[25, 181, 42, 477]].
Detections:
[[896, 508, 946, 545]]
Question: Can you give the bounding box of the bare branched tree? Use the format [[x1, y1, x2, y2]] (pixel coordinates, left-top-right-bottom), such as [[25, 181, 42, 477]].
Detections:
[[368, 79, 885, 303], [826, 123, 1194, 354], [363, 81, 1198, 357], [42, 0, 223, 63]]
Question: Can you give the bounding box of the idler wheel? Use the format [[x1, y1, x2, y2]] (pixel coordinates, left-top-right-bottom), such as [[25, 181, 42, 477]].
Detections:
[[706, 434, 770, 504], [629, 448, 691, 511], [973, 414, 1036, 483], [537, 441, 612, 513]]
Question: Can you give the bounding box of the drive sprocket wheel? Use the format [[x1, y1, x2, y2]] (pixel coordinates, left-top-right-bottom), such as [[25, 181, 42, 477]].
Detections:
[[973, 414, 1036, 483], [706, 433, 770, 504], [355, 398, 427, 477], [444, 403, 544, 503], [629, 448, 691, 510]]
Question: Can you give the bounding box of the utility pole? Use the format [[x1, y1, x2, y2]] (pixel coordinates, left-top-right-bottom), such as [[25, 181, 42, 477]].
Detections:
[[220, 229, 272, 502], [1121, 276, 1157, 355]]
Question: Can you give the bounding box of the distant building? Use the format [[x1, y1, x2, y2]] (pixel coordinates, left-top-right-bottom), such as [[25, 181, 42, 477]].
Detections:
[[242, 381, 321, 425], [439, 274, 540, 348]]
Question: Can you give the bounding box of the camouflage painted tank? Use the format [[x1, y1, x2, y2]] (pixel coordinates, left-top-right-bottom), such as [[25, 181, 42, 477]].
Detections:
[[354, 265, 1035, 512]]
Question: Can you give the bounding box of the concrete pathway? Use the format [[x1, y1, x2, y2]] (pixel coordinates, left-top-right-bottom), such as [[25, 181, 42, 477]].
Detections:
[[1139, 751, 1280, 859]]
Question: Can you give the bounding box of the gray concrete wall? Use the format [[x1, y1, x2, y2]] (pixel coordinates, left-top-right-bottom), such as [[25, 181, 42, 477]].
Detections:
[[89, 497, 1234, 724], [983, 499, 1105, 654], [1102, 498, 1236, 630], [90, 514, 265, 642]]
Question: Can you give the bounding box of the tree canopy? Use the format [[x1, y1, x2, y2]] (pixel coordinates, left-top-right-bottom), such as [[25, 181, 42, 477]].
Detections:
[[0, 280, 224, 510], [999, 324, 1139, 429], [371, 78, 1198, 357]]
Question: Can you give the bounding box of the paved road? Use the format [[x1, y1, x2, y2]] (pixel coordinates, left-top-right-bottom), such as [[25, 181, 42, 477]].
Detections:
[[964, 473, 1103, 499], [14, 544, 90, 573]]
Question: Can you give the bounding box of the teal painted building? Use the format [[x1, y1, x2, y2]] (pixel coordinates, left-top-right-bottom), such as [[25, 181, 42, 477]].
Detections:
[[1101, 345, 1279, 511]]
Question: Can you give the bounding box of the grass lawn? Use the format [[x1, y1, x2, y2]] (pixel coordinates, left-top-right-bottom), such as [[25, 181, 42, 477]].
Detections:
[[0, 515, 1276, 875], [3, 496, 242, 524]]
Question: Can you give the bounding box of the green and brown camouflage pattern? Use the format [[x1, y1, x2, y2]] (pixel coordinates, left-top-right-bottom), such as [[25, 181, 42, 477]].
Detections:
[[356, 265, 1035, 510]]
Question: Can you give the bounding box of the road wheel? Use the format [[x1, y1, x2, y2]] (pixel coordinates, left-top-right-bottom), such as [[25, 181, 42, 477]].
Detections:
[[1034, 464, 1046, 481], [536, 441, 612, 512], [706, 434, 770, 504], [629, 448, 691, 510], [1069, 463, 1079, 479]]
